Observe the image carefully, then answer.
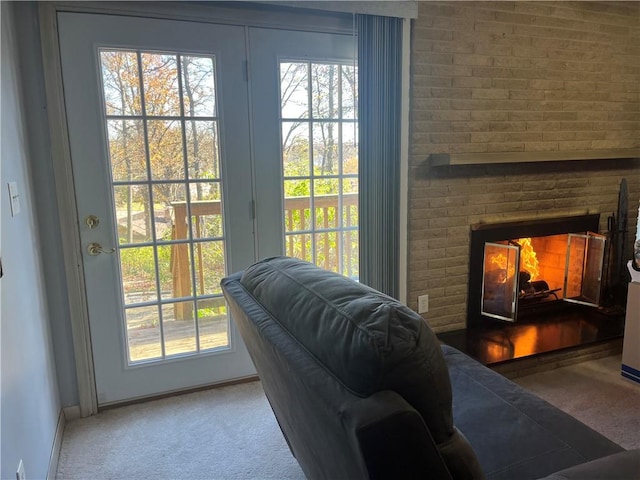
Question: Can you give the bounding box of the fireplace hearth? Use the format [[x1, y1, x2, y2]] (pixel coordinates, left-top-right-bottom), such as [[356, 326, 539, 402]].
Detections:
[[438, 305, 624, 365]]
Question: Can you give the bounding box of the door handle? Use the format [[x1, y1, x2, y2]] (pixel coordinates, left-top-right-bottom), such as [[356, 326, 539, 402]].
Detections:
[[87, 242, 116, 256]]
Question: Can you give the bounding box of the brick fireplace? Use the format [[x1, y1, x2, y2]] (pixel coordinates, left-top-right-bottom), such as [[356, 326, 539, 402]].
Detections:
[[436, 212, 626, 365], [408, 160, 638, 335], [407, 1, 640, 352]]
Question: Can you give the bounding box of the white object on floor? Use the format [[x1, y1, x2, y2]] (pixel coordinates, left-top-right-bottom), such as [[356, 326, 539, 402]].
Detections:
[[622, 281, 640, 385]]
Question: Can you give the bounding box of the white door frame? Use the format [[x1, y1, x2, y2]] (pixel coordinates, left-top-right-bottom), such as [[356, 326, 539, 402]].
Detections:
[[39, 1, 413, 416], [40, 4, 97, 417]]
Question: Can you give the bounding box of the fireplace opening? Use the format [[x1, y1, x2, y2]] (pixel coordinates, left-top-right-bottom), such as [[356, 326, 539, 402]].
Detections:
[[468, 214, 606, 327], [481, 232, 606, 322]]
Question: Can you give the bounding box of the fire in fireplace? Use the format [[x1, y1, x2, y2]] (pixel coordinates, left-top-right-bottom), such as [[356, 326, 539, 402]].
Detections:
[[468, 214, 606, 325]]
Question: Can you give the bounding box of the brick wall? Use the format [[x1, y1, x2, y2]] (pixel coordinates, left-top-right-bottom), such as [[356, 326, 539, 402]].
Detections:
[[408, 1, 640, 332]]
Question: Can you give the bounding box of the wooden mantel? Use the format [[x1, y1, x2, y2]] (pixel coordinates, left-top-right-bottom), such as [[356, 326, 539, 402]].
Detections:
[[429, 149, 640, 167]]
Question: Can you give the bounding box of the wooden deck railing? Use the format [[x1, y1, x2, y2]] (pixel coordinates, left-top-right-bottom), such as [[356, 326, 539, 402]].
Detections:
[[283, 193, 358, 274], [171, 194, 358, 319]]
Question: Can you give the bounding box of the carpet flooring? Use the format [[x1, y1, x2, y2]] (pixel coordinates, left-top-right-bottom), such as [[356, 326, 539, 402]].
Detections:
[[513, 354, 640, 450], [56, 382, 305, 480], [56, 354, 639, 479]]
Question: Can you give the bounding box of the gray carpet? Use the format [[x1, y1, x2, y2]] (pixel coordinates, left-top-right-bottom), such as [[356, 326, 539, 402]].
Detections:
[[56, 381, 305, 480], [514, 354, 640, 450], [57, 354, 639, 479]]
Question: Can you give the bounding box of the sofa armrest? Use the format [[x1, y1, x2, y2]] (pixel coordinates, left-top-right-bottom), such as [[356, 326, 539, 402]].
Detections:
[[539, 449, 640, 480], [340, 390, 454, 480]]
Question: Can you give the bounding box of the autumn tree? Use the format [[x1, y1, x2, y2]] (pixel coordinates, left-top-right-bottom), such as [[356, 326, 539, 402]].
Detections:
[[101, 51, 217, 242], [102, 52, 357, 279]]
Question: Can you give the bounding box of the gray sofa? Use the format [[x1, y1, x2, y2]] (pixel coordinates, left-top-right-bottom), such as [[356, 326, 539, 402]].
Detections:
[[221, 256, 639, 480]]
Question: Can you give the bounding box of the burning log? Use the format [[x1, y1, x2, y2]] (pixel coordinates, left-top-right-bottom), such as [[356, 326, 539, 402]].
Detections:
[[519, 275, 561, 301]]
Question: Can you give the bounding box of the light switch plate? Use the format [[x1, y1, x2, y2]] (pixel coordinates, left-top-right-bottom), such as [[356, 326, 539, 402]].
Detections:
[[8, 182, 20, 217]]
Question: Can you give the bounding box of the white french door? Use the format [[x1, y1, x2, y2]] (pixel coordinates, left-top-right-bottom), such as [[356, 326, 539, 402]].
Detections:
[[57, 11, 356, 405], [58, 13, 258, 405]]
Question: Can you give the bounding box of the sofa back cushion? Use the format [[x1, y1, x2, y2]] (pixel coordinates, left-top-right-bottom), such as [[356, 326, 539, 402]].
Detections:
[[240, 257, 483, 478]]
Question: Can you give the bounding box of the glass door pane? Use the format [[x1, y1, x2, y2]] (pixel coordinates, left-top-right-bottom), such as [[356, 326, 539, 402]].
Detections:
[[280, 61, 358, 277], [482, 242, 520, 322], [564, 232, 606, 307], [100, 49, 229, 364]]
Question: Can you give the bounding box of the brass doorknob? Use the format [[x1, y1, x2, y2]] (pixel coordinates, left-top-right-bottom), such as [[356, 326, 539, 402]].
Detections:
[[87, 243, 115, 256]]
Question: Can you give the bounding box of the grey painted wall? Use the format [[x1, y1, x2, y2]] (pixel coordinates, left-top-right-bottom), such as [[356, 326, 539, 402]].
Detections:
[[13, 1, 79, 408], [1, 2, 62, 478]]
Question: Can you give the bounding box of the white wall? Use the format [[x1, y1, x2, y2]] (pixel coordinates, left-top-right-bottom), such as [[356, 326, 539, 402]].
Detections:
[[1, 2, 62, 478]]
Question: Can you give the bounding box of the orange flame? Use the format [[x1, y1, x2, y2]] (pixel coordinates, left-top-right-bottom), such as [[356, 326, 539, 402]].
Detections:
[[491, 253, 507, 271], [516, 237, 539, 280], [489, 251, 514, 284]]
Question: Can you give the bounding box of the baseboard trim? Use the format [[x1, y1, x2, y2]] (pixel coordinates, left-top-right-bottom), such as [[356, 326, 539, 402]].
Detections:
[[63, 405, 81, 421], [47, 409, 66, 480]]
